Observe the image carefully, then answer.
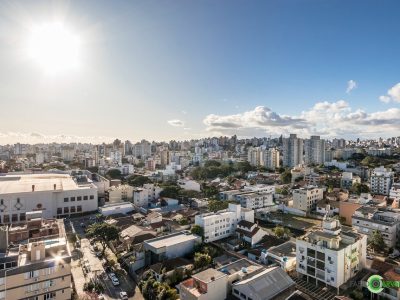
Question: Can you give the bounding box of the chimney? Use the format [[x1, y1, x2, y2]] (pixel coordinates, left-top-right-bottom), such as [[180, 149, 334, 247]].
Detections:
[[30, 242, 45, 261], [54, 184, 56, 190], [32, 185, 35, 192]]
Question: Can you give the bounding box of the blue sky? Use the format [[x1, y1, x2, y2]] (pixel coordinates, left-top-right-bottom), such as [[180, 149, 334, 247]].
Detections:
[[0, 0, 400, 143]]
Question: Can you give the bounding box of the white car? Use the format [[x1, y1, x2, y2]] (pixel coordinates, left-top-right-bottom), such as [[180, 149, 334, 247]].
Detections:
[[108, 272, 116, 280], [119, 291, 128, 300]]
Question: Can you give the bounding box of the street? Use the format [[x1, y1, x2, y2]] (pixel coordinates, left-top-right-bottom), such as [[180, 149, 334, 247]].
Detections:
[[66, 215, 144, 300]]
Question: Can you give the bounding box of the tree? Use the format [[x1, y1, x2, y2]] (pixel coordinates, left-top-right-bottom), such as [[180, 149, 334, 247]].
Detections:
[[127, 175, 153, 187], [159, 185, 181, 198], [369, 230, 385, 252], [202, 185, 219, 198], [280, 171, 292, 184], [86, 223, 120, 255], [204, 160, 221, 167], [191, 224, 204, 237], [353, 183, 370, 195], [208, 200, 229, 212], [106, 169, 122, 180], [194, 252, 211, 269], [273, 226, 290, 238]]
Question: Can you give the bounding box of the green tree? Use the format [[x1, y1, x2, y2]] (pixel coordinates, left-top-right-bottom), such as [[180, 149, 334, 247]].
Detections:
[[86, 223, 120, 255], [208, 200, 229, 212], [190, 224, 204, 237], [194, 252, 211, 269], [127, 175, 152, 187], [280, 171, 292, 184], [369, 230, 385, 252], [352, 183, 370, 195], [160, 185, 181, 198], [273, 226, 290, 238], [204, 160, 221, 167], [106, 169, 122, 180]]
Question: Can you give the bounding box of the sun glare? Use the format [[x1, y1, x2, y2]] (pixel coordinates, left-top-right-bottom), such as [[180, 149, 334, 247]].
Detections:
[[27, 22, 81, 74]]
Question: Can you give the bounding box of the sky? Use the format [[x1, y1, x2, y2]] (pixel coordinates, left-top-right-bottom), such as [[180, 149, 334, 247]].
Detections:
[[1, 0, 400, 144]]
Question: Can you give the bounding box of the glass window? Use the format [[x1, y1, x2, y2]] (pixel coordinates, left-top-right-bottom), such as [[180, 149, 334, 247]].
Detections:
[[64, 198, 68, 202], [77, 196, 82, 201]]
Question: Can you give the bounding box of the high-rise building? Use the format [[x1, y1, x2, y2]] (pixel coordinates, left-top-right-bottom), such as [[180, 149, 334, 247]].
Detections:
[[247, 147, 262, 167], [262, 148, 280, 169], [370, 166, 394, 196], [282, 134, 303, 167], [304, 136, 326, 165]]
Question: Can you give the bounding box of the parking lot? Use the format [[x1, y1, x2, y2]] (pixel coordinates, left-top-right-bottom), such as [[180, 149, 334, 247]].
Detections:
[[66, 215, 143, 300]]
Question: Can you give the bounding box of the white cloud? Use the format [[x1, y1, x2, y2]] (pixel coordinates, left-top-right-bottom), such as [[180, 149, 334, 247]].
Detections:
[[0, 132, 115, 144], [346, 80, 357, 94], [203, 101, 400, 138], [379, 83, 400, 103], [167, 119, 185, 127]]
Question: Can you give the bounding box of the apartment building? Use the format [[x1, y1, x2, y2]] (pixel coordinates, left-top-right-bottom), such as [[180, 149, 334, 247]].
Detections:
[[0, 173, 98, 224], [235, 191, 274, 210], [370, 166, 394, 196], [195, 204, 254, 243], [304, 136, 326, 165], [352, 207, 400, 248], [296, 218, 367, 292], [0, 215, 71, 300], [282, 134, 303, 167], [292, 187, 324, 213], [247, 147, 262, 167], [133, 184, 163, 207], [262, 148, 280, 169], [340, 172, 361, 190], [389, 182, 400, 199], [105, 184, 134, 203]]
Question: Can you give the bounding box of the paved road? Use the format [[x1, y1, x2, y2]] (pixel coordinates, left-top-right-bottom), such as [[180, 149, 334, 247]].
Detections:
[[66, 215, 144, 300]]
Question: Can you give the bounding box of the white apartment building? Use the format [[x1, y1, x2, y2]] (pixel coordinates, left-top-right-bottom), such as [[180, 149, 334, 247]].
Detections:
[[133, 184, 163, 207], [177, 179, 201, 192], [105, 184, 134, 203], [304, 136, 325, 165], [282, 134, 304, 167], [262, 147, 280, 169], [389, 182, 400, 199], [292, 187, 324, 213], [235, 191, 274, 210], [352, 207, 400, 248], [247, 147, 262, 167], [370, 166, 394, 196], [340, 172, 361, 190], [195, 203, 254, 243], [0, 174, 98, 223], [296, 218, 367, 291]]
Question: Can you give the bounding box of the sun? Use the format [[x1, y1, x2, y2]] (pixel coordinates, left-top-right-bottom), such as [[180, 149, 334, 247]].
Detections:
[[27, 22, 81, 74]]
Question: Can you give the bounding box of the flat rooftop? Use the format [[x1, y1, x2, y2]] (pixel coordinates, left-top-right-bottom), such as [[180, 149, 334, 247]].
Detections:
[[192, 268, 227, 283], [145, 232, 199, 249], [0, 173, 95, 194]]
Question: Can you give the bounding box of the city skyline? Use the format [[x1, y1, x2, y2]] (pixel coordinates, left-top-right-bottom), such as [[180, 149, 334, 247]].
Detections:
[[1, 0, 400, 143]]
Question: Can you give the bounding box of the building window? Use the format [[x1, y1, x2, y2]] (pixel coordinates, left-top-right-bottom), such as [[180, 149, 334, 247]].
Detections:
[[77, 206, 82, 212], [57, 208, 62, 215], [90, 195, 94, 200], [20, 213, 26, 221], [3, 215, 9, 223], [77, 196, 82, 201], [25, 270, 39, 279], [44, 293, 56, 300], [11, 214, 18, 222], [0, 291, 4, 300], [71, 197, 75, 202], [64, 198, 68, 202], [83, 196, 88, 200], [43, 280, 54, 288], [70, 206, 76, 213], [64, 207, 69, 214]]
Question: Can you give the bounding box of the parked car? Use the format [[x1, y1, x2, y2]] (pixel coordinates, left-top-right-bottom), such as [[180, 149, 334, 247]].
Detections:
[[366, 255, 374, 260], [108, 273, 116, 280], [80, 223, 86, 228], [96, 251, 103, 258], [111, 276, 120, 286], [119, 291, 128, 300]]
